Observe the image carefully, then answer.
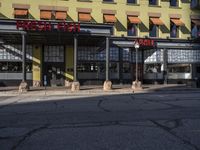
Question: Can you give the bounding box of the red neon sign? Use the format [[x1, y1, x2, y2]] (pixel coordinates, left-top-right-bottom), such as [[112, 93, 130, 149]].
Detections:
[[16, 20, 80, 32], [135, 39, 154, 47]]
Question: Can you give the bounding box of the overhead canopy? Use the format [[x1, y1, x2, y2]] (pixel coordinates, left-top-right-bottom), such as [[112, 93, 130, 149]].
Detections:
[[128, 16, 141, 24], [171, 18, 185, 26], [104, 14, 116, 23], [14, 9, 28, 16], [40, 10, 51, 20], [150, 17, 164, 25], [55, 11, 67, 20], [78, 13, 92, 22], [192, 19, 200, 26]]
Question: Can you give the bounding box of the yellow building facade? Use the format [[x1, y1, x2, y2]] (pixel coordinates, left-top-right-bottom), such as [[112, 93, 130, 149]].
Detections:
[[0, 0, 200, 87]]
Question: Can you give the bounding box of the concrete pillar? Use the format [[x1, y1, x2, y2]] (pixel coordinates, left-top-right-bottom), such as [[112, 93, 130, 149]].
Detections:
[[19, 33, 29, 92], [71, 35, 80, 91], [103, 37, 112, 91]]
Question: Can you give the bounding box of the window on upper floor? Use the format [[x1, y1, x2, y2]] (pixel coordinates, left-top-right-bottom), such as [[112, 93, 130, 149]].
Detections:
[[191, 0, 199, 8], [14, 8, 29, 19], [149, 17, 164, 37], [127, 0, 137, 4], [170, 23, 179, 38], [103, 0, 114, 2], [149, 0, 158, 5], [40, 10, 53, 20], [170, 0, 179, 7], [191, 20, 200, 38], [127, 16, 141, 36], [149, 24, 158, 37], [127, 23, 137, 36], [170, 18, 184, 38]]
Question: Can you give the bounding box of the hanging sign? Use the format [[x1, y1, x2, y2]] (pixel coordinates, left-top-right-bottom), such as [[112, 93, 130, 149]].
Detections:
[[16, 20, 80, 32]]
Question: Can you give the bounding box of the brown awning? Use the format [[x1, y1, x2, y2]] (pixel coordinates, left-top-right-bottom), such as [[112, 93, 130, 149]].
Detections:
[[104, 14, 116, 23], [150, 17, 164, 25], [171, 18, 185, 26], [128, 16, 141, 24], [192, 19, 200, 26], [55, 11, 67, 20], [40, 10, 51, 19], [14, 9, 28, 16], [78, 13, 92, 22]]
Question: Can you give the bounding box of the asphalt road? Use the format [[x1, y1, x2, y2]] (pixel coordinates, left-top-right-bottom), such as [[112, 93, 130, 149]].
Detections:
[[0, 91, 200, 150]]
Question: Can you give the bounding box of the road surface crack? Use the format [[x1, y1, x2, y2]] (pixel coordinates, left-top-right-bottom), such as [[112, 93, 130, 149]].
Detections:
[[97, 97, 111, 112], [11, 125, 48, 150], [151, 120, 199, 150]]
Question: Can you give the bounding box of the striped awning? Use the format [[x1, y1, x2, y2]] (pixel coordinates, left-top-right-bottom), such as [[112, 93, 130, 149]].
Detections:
[[128, 16, 141, 24], [14, 9, 28, 16], [150, 17, 164, 25], [40, 10, 51, 19], [55, 11, 67, 20], [104, 14, 116, 23], [78, 13, 92, 22], [171, 18, 185, 26]]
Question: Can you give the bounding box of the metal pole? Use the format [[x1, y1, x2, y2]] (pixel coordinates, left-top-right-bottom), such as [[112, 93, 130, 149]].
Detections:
[[106, 37, 109, 81], [74, 35, 77, 82], [22, 33, 26, 82], [135, 47, 138, 82]]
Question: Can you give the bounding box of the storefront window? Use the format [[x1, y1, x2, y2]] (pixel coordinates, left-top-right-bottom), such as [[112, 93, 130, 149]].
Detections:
[[191, 0, 199, 8], [110, 63, 118, 73], [123, 48, 131, 62], [77, 62, 105, 73], [168, 64, 190, 73], [144, 64, 161, 73], [123, 63, 131, 73], [0, 62, 32, 73]]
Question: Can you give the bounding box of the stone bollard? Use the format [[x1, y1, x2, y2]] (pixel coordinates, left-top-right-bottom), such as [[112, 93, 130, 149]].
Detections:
[[71, 81, 80, 91], [19, 81, 29, 93], [103, 80, 112, 91], [132, 81, 142, 91]]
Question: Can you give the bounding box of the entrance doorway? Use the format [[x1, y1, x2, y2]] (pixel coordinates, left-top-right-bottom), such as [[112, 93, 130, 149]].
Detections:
[[43, 46, 65, 86]]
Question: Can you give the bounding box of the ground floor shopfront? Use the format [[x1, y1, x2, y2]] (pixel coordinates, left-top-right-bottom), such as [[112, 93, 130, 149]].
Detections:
[[0, 19, 200, 87]]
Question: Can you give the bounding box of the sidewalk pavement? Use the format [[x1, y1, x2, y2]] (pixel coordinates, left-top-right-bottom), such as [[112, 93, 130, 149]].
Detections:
[[0, 84, 199, 97]]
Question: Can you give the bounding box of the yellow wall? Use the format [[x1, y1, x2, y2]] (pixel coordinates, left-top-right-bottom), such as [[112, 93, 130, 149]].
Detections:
[[0, 0, 196, 39], [65, 46, 74, 81], [32, 45, 42, 83]]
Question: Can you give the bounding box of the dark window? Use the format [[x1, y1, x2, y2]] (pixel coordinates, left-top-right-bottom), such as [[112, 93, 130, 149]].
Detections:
[[191, 0, 199, 8], [0, 62, 32, 73], [103, 0, 113, 2], [127, 0, 136, 4], [170, 0, 178, 7], [168, 64, 190, 73], [123, 63, 131, 73], [149, 24, 158, 37], [127, 23, 137, 36], [191, 22, 200, 38], [149, 0, 158, 5], [170, 23, 178, 38], [197, 66, 200, 73]]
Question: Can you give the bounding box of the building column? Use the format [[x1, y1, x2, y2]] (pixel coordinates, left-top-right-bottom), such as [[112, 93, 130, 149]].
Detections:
[[163, 48, 168, 84], [71, 35, 80, 91], [19, 33, 29, 92], [103, 36, 112, 91]]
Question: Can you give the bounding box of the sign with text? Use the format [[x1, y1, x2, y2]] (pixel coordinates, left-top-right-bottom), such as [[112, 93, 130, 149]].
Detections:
[[16, 20, 80, 32], [135, 39, 154, 47]]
